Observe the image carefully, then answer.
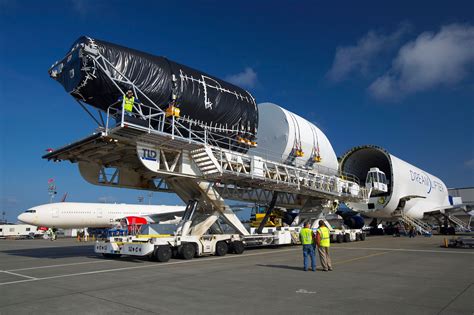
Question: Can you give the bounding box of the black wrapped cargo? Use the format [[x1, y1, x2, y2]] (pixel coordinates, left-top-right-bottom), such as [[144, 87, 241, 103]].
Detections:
[[50, 36, 258, 150]]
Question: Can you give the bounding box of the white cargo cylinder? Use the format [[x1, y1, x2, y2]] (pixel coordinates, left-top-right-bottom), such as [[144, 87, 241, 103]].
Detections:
[[248, 103, 338, 174]]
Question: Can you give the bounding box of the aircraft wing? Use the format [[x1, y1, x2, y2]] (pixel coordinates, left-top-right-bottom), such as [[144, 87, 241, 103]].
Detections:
[[423, 204, 467, 215], [144, 211, 185, 223]]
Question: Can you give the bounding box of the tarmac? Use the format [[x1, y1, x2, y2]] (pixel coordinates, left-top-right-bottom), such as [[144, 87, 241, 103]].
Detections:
[[0, 235, 473, 314]]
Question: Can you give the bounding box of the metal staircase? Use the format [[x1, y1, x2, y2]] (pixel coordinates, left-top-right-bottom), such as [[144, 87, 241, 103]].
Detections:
[[447, 214, 471, 232], [190, 147, 222, 175], [397, 221, 408, 236], [398, 211, 432, 236]]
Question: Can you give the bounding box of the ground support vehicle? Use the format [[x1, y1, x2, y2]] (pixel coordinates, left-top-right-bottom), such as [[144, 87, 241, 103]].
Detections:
[[447, 236, 474, 248], [329, 228, 366, 243], [244, 226, 302, 246], [95, 223, 245, 262], [310, 219, 366, 243], [49, 41, 371, 262]]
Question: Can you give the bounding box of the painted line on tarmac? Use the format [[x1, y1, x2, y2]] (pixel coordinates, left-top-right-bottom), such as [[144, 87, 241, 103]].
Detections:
[[333, 251, 389, 265], [0, 247, 300, 286], [1, 270, 38, 280], [6, 260, 112, 272], [333, 247, 474, 255]]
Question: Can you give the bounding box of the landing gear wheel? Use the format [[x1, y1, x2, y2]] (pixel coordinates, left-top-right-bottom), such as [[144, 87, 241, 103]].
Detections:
[[336, 234, 343, 243], [215, 241, 229, 256], [343, 233, 351, 242], [230, 241, 245, 254], [102, 253, 121, 259], [154, 246, 172, 262], [179, 243, 195, 260], [360, 233, 366, 241]]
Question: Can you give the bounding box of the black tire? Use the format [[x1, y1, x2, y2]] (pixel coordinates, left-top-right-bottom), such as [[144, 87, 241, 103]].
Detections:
[[343, 233, 351, 242], [336, 234, 343, 243], [102, 253, 121, 259], [360, 233, 366, 241], [230, 241, 245, 254], [215, 241, 229, 256], [154, 246, 172, 262], [179, 243, 195, 260], [148, 253, 157, 261], [171, 247, 179, 258], [355, 233, 361, 241]]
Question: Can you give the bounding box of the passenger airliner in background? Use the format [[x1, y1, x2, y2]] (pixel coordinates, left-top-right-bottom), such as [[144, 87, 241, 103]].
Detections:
[[18, 202, 185, 229]]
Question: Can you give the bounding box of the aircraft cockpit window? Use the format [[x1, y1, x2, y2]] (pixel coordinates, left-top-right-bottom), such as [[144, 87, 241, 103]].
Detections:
[[25, 209, 36, 213]]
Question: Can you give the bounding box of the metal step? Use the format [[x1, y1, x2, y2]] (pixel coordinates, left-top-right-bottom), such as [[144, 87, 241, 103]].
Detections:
[[448, 215, 471, 232], [397, 220, 408, 236], [399, 212, 432, 236], [190, 146, 222, 176]]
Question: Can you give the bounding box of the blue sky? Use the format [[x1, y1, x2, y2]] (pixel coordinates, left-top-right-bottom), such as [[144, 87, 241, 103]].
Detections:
[[1, 0, 473, 222]]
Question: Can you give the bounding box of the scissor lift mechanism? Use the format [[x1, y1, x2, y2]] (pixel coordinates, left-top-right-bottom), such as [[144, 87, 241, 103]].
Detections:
[[46, 41, 369, 258]]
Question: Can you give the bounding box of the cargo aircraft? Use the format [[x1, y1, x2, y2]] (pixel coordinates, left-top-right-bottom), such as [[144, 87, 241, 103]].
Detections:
[[338, 145, 466, 229]]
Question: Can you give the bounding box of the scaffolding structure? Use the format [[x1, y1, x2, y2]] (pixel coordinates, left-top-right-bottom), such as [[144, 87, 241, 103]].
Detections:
[[46, 40, 369, 238]]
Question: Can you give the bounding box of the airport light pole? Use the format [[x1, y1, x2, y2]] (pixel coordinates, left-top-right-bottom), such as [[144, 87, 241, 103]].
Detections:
[[48, 178, 57, 203]]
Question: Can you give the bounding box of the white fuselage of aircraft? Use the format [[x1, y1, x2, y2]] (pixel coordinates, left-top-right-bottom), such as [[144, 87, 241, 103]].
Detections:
[[341, 146, 456, 220], [18, 202, 185, 228]]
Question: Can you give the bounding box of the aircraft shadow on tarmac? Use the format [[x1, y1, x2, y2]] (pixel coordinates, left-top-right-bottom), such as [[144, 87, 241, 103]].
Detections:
[[1, 246, 94, 259], [1, 245, 96, 259], [1, 245, 152, 263], [256, 264, 304, 271]]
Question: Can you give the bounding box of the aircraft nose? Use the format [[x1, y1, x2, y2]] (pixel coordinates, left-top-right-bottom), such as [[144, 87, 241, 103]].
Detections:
[[17, 213, 31, 224]]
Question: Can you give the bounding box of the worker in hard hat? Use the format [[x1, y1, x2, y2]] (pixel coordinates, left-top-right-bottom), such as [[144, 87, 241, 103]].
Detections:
[[316, 221, 332, 271], [299, 222, 316, 272], [121, 89, 140, 116]]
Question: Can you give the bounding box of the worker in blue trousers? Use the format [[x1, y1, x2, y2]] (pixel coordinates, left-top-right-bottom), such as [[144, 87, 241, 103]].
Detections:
[[299, 222, 316, 271]]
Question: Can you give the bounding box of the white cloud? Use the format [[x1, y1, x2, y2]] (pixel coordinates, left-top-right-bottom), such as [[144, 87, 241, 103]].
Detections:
[[465, 159, 474, 170], [71, 0, 87, 14], [369, 24, 474, 101], [327, 25, 410, 82], [225, 67, 258, 89]]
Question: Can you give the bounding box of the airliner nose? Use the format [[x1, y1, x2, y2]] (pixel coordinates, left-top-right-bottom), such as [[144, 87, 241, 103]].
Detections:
[[17, 213, 31, 224]]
